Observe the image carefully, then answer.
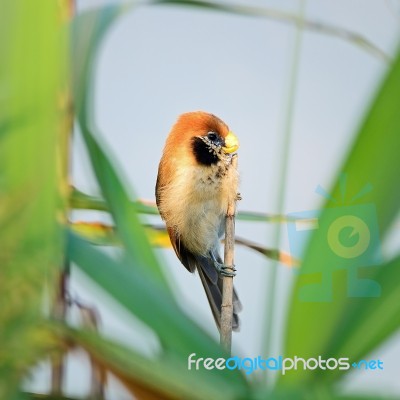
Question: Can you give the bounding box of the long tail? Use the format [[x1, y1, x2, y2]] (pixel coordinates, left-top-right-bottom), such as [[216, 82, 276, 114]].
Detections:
[[197, 257, 242, 332], [168, 234, 242, 331]]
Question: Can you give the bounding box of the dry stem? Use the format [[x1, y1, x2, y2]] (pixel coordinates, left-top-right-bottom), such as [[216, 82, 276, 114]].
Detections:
[[220, 156, 238, 354]]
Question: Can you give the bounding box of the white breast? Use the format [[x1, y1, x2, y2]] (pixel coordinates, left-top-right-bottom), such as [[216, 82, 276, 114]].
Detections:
[[159, 159, 238, 255]]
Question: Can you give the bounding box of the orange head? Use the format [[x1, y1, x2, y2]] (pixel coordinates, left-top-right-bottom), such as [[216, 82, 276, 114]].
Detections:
[[161, 111, 239, 168]]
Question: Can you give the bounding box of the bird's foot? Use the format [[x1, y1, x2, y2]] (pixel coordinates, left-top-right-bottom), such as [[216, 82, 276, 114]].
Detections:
[[236, 192, 242, 201], [215, 261, 236, 277], [210, 253, 236, 277]]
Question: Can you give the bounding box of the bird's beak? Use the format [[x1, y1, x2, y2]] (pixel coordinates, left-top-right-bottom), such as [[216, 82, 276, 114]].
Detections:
[[222, 131, 239, 154]]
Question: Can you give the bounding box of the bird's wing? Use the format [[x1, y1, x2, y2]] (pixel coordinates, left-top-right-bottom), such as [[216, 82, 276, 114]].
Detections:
[[155, 173, 163, 214], [166, 226, 197, 273]]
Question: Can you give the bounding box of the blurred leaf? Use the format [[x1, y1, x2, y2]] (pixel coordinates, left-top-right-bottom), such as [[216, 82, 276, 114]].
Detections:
[[70, 186, 159, 215], [23, 393, 81, 400], [67, 231, 247, 381], [280, 43, 400, 387], [70, 221, 298, 266], [72, 5, 169, 289], [151, 0, 389, 61], [71, 221, 118, 246], [265, 384, 398, 400], [61, 326, 250, 400], [70, 186, 296, 222], [308, 253, 400, 384], [71, 221, 171, 248], [234, 237, 299, 267], [0, 1, 67, 396], [237, 210, 297, 223], [26, 384, 398, 400]]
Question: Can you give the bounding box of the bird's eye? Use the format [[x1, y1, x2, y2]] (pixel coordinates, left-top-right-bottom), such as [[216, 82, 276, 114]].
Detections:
[[207, 132, 218, 141]]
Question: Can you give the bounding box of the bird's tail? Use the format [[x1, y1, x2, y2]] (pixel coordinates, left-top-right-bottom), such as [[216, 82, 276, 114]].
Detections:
[[197, 259, 242, 332]]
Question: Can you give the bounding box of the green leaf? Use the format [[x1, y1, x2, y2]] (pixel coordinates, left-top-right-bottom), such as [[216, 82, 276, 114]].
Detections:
[[0, 1, 67, 396], [72, 5, 168, 288], [280, 43, 400, 387], [67, 232, 248, 374], [69, 186, 159, 215], [263, 382, 399, 400], [70, 220, 298, 268], [61, 326, 250, 400], [308, 253, 400, 384], [22, 393, 81, 400], [70, 186, 296, 223]]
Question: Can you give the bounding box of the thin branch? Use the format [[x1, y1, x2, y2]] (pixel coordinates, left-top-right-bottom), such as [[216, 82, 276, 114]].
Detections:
[[220, 155, 238, 354], [51, 266, 69, 396], [51, 0, 75, 394], [76, 301, 106, 400], [234, 237, 299, 268]]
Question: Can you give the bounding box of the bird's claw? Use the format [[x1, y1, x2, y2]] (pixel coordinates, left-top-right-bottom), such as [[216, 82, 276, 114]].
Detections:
[[209, 252, 237, 277], [221, 266, 236, 277], [214, 260, 236, 277]]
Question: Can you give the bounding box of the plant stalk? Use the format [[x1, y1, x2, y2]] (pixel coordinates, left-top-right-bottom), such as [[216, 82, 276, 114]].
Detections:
[[220, 156, 238, 355]]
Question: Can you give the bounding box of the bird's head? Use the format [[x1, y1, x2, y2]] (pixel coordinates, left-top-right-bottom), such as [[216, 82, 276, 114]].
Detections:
[[166, 111, 239, 166]]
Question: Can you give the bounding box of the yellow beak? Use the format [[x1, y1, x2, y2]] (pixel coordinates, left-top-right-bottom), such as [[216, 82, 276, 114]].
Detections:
[[222, 131, 239, 154]]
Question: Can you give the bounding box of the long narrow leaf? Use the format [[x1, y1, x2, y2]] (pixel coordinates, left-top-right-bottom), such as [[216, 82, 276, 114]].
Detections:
[[280, 43, 400, 387], [70, 186, 297, 222], [61, 326, 250, 400], [0, 1, 67, 396], [68, 231, 247, 383], [72, 5, 168, 288], [309, 253, 400, 384]]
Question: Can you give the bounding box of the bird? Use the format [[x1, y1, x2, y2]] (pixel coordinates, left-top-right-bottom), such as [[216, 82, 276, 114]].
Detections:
[[155, 111, 242, 331]]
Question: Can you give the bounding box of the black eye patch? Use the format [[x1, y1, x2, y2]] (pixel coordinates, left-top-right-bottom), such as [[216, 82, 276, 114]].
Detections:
[[192, 136, 220, 166]]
